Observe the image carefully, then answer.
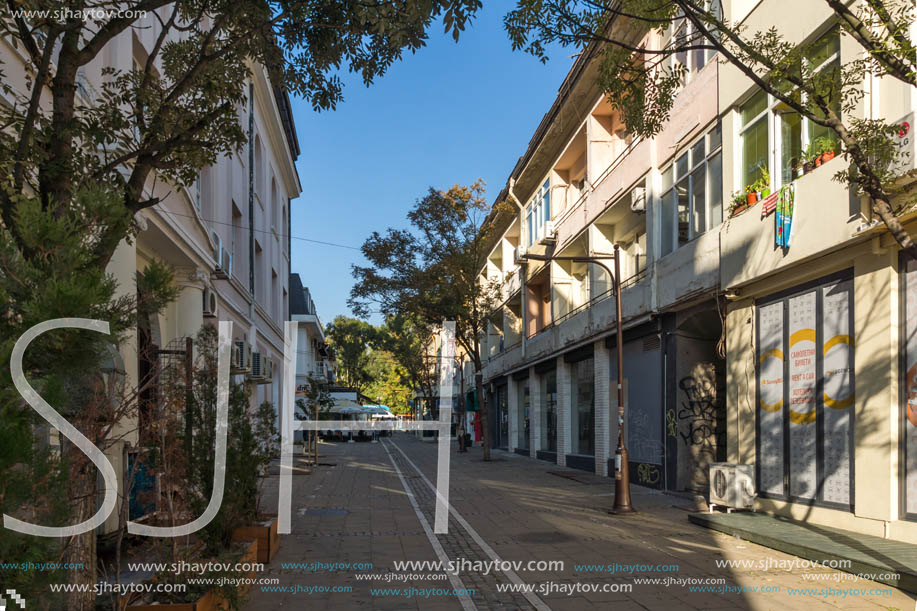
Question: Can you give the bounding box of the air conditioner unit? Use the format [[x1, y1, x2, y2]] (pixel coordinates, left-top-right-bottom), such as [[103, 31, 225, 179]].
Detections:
[[230, 343, 244, 372], [212, 232, 228, 278], [202, 288, 217, 318], [514, 244, 527, 265], [233, 339, 252, 373], [248, 352, 274, 383], [630, 186, 646, 213], [709, 463, 756, 512], [249, 351, 265, 380], [221, 248, 233, 278], [539, 220, 557, 244]]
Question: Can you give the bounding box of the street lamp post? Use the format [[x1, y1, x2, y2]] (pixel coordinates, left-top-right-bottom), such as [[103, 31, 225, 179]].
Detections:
[[521, 243, 634, 514]]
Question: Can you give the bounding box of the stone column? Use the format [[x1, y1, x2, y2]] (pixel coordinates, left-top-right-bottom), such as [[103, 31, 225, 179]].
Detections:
[[529, 367, 540, 458], [557, 356, 572, 466], [594, 340, 611, 477], [174, 266, 208, 346], [507, 376, 519, 452]]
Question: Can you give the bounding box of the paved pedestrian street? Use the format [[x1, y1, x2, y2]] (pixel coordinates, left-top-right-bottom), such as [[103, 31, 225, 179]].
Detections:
[[246, 435, 915, 611]]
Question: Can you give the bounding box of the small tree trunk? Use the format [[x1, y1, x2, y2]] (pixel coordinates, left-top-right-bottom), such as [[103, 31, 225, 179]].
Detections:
[[65, 466, 97, 610], [475, 371, 491, 461]]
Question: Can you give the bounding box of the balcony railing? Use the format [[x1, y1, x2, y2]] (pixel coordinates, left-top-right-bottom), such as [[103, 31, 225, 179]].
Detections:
[[524, 267, 648, 339]]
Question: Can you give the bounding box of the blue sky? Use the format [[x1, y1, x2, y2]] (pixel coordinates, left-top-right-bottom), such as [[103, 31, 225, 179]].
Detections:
[[288, 4, 572, 326]]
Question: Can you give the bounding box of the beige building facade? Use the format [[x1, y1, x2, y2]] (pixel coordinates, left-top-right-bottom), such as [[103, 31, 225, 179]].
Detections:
[[478, 0, 917, 544], [1, 10, 302, 535]]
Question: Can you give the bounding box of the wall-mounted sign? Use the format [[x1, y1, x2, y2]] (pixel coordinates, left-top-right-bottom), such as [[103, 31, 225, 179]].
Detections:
[[756, 274, 854, 508]]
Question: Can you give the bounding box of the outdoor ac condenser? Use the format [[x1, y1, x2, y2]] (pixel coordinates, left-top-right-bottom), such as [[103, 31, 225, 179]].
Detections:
[[708, 463, 756, 513]]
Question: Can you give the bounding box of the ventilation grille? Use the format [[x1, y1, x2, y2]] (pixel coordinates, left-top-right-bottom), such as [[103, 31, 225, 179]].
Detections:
[[643, 335, 661, 352]]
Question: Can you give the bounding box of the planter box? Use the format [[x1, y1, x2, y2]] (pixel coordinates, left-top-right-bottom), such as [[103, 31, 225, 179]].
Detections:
[[232, 513, 279, 564], [125, 539, 259, 611]]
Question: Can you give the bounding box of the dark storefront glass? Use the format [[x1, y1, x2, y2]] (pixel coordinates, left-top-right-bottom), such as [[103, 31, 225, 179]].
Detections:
[[518, 381, 530, 449], [497, 385, 508, 448], [541, 371, 557, 451], [571, 358, 595, 455]]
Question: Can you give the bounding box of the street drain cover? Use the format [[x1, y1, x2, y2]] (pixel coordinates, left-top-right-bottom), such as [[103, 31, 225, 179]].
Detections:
[[300, 508, 349, 517]]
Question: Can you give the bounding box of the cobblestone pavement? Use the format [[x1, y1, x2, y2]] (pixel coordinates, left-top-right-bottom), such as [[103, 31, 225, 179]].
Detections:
[[245, 434, 915, 610]]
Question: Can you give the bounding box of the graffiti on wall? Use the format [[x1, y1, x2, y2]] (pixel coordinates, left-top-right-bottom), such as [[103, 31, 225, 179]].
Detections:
[[635, 462, 661, 485], [629, 409, 664, 463], [677, 376, 721, 455]]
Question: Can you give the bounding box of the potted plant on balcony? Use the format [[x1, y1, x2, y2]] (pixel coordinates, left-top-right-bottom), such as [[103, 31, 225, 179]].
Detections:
[[758, 167, 772, 199], [744, 183, 758, 205], [730, 190, 748, 216], [802, 142, 819, 172], [815, 135, 838, 164]]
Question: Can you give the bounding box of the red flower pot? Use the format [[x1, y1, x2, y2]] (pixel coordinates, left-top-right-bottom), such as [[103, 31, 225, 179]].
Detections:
[[746, 192, 758, 205]]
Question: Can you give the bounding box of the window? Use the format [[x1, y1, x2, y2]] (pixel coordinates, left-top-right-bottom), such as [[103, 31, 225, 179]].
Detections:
[[663, 1, 721, 83], [231, 201, 243, 278], [659, 122, 723, 256], [525, 180, 551, 247], [194, 171, 202, 212], [271, 177, 279, 231], [254, 135, 264, 204], [271, 268, 279, 321], [904, 257, 917, 519], [738, 29, 840, 192], [255, 240, 263, 300]]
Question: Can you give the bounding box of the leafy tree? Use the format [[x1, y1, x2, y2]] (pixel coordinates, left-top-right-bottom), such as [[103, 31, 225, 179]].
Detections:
[[1, 0, 484, 268], [0, 246, 177, 607], [364, 349, 413, 414], [504, 0, 917, 258], [350, 181, 506, 459], [296, 373, 334, 465], [325, 315, 378, 392], [186, 325, 276, 557], [376, 314, 437, 416], [0, 3, 480, 601]]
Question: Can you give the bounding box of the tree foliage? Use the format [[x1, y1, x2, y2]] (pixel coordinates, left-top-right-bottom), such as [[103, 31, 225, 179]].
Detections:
[[504, 0, 917, 257], [325, 315, 378, 392], [349, 181, 508, 458], [1, 0, 483, 269], [376, 313, 437, 414]]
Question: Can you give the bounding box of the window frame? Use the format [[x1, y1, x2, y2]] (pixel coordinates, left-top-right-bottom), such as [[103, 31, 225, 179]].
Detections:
[[736, 28, 841, 194], [525, 179, 551, 247], [663, 0, 721, 84], [659, 122, 723, 257]]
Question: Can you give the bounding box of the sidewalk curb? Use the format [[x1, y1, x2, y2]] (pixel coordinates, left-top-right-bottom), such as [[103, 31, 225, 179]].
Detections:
[[689, 513, 917, 594]]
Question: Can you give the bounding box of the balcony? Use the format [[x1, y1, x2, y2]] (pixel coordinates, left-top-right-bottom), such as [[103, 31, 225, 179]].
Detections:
[[720, 156, 859, 291], [293, 312, 323, 336], [655, 229, 720, 310], [482, 270, 652, 381], [502, 267, 522, 300]]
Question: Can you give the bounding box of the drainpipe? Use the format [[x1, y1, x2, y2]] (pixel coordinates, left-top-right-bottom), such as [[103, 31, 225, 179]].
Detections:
[[507, 178, 526, 359], [248, 81, 256, 321]]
